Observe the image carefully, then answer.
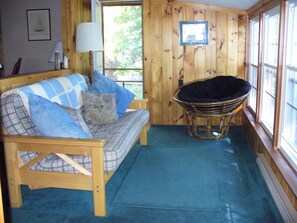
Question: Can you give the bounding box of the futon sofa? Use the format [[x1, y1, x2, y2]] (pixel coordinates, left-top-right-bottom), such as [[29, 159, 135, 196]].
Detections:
[[0, 71, 149, 216]]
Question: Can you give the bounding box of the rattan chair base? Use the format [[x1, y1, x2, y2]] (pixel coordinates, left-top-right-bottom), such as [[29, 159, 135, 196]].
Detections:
[[186, 112, 234, 140]]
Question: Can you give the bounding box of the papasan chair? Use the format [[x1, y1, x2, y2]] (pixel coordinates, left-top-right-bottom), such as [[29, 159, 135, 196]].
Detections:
[[173, 76, 251, 139]]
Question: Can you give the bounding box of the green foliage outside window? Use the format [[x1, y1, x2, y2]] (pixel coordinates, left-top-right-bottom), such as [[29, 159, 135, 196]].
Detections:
[[103, 5, 143, 98]]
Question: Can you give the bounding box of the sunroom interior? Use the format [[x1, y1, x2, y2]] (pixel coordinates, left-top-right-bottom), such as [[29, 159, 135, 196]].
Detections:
[[0, 0, 296, 222]]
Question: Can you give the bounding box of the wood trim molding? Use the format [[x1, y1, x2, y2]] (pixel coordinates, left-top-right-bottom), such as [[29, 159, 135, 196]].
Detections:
[[148, 0, 248, 14], [256, 13, 264, 123], [0, 10, 4, 76], [248, 0, 281, 17], [243, 108, 297, 211], [273, 0, 288, 148]]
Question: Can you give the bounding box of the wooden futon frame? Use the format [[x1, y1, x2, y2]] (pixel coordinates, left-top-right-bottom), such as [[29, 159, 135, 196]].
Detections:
[[0, 69, 148, 216]]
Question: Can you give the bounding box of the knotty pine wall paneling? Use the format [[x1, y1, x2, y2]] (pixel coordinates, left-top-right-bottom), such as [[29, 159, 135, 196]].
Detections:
[[205, 10, 217, 77], [62, 0, 92, 76], [194, 9, 207, 80], [143, 0, 247, 125], [149, 4, 163, 124], [172, 4, 185, 125], [162, 4, 174, 124], [216, 12, 228, 76], [61, 0, 247, 125], [234, 14, 248, 125]]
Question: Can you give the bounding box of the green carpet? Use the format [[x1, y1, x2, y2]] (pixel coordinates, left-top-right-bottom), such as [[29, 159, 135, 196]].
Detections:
[[2, 125, 283, 223], [113, 147, 220, 210]]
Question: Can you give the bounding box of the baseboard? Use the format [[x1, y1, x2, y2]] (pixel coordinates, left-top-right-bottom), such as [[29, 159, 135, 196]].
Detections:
[[256, 154, 297, 223]]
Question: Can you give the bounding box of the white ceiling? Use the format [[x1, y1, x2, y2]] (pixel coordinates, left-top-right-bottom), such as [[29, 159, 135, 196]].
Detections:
[[178, 0, 260, 10]]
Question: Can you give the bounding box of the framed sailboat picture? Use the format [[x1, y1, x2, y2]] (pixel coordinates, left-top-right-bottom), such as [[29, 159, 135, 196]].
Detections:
[[26, 9, 51, 41], [179, 21, 208, 46]]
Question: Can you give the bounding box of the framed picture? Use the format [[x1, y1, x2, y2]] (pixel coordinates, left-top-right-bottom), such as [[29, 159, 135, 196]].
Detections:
[[179, 21, 208, 46], [26, 9, 51, 41]]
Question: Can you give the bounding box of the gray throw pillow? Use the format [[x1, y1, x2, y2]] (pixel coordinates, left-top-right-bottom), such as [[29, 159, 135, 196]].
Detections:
[[82, 91, 118, 125], [58, 104, 92, 136]]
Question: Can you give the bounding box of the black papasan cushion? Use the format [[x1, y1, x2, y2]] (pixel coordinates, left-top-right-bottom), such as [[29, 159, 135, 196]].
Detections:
[[178, 76, 251, 103]]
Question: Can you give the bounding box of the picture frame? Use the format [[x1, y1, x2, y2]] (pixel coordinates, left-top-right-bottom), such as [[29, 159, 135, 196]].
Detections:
[[26, 9, 51, 41], [179, 21, 208, 46]]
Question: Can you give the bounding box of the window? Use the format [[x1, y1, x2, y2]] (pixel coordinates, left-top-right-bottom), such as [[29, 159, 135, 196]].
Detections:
[[102, 4, 143, 99], [280, 0, 297, 170], [260, 6, 280, 135], [248, 17, 259, 112]]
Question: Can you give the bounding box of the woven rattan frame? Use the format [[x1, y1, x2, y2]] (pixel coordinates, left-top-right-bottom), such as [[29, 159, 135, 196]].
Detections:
[[173, 80, 251, 139]]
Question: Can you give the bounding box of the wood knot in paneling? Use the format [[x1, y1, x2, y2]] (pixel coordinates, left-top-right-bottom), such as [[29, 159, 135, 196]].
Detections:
[[207, 69, 216, 76], [174, 6, 182, 13], [175, 114, 184, 122], [173, 54, 183, 60], [209, 23, 216, 31], [209, 23, 216, 41], [238, 15, 245, 20], [177, 54, 183, 60], [219, 41, 224, 50], [173, 30, 179, 37], [164, 5, 172, 16]]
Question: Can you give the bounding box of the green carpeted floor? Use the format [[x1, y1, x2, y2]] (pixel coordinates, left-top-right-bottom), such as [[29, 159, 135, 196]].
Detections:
[[113, 146, 220, 210], [4, 126, 283, 223]]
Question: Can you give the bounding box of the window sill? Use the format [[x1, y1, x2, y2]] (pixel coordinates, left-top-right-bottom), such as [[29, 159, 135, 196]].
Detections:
[[243, 108, 297, 210]]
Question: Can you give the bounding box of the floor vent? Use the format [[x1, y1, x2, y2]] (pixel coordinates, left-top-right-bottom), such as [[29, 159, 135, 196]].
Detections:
[[257, 154, 297, 223]]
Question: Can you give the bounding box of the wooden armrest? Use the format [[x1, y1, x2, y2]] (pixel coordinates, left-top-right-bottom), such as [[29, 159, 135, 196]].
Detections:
[[128, 99, 149, 110], [1, 135, 106, 155]]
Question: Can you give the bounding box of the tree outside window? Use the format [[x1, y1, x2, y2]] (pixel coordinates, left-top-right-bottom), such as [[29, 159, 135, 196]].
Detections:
[[103, 5, 143, 99]]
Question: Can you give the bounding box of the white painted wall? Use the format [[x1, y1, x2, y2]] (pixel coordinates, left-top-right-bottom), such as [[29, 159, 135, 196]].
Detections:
[[0, 0, 62, 75]]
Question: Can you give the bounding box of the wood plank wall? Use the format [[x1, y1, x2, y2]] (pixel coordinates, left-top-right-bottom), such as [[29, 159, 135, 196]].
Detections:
[[62, 0, 92, 77], [143, 0, 247, 125], [61, 0, 248, 125]]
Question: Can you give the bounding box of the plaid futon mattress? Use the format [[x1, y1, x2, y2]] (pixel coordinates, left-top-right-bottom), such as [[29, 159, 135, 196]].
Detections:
[[1, 73, 149, 173]]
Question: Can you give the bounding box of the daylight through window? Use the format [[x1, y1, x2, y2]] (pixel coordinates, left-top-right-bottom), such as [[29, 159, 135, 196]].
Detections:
[[247, 1, 297, 171], [102, 4, 143, 99], [260, 6, 280, 134], [248, 18, 259, 113], [280, 0, 297, 170]]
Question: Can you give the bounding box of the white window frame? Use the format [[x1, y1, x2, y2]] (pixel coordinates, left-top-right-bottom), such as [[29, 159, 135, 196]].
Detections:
[[279, 0, 297, 171], [260, 6, 280, 136], [248, 17, 259, 113]]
